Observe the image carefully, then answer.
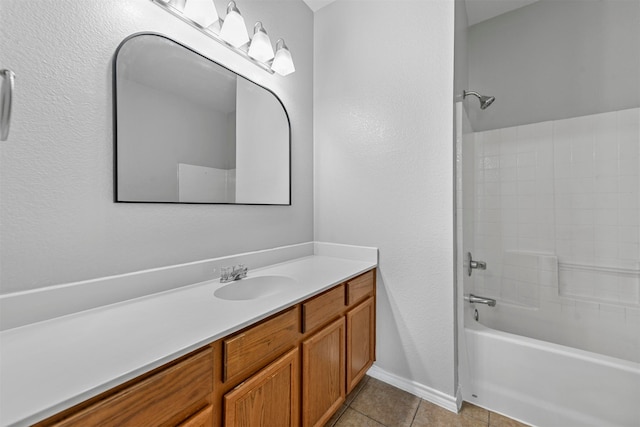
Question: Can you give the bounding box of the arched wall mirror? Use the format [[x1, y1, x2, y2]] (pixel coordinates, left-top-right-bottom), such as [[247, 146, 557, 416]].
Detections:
[[114, 33, 291, 205]]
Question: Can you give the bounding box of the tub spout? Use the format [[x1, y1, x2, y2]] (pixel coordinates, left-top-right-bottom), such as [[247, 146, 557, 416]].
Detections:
[[465, 294, 496, 307]]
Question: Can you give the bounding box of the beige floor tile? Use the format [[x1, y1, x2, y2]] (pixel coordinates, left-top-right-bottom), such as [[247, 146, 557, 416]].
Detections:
[[334, 408, 386, 427], [350, 377, 420, 427], [345, 375, 370, 406], [489, 411, 530, 427], [460, 402, 489, 424], [411, 400, 487, 427], [324, 404, 348, 427], [325, 376, 369, 426]]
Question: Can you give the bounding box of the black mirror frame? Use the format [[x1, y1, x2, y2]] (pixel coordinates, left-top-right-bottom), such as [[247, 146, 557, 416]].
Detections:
[[112, 32, 292, 206]]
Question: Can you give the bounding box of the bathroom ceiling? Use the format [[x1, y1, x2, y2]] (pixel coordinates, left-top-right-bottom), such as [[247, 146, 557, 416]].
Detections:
[[303, 0, 540, 25], [303, 0, 335, 12], [465, 0, 539, 25]]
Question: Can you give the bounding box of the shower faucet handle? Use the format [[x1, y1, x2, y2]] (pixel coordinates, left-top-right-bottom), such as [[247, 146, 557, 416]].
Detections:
[[467, 252, 487, 276], [470, 259, 486, 270]]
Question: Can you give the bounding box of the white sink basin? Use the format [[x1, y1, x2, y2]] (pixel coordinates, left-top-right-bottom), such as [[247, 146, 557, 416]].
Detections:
[[214, 275, 297, 300]]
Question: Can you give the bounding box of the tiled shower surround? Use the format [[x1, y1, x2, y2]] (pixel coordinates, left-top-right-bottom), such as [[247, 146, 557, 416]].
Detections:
[[469, 108, 639, 361]]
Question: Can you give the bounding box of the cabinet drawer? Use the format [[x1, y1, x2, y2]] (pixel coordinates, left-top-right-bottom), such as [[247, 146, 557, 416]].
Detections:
[[49, 348, 213, 427], [224, 307, 298, 383], [346, 270, 375, 306], [302, 284, 345, 333]]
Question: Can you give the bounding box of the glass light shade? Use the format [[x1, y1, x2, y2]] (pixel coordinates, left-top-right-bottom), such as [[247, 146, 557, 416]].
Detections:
[[219, 2, 250, 47], [247, 23, 274, 63], [183, 0, 219, 28], [271, 40, 295, 76], [169, 0, 187, 12]]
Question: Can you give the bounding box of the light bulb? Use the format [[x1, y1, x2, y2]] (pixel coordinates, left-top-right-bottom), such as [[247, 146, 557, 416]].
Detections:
[[247, 22, 274, 63], [271, 39, 295, 76], [219, 1, 250, 47], [183, 0, 219, 28]]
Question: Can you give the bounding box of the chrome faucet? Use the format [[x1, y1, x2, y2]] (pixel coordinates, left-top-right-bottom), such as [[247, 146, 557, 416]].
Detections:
[[464, 294, 497, 307], [220, 264, 248, 283]]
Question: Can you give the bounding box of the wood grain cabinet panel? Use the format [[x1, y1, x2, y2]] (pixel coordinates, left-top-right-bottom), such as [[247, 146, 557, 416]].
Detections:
[[346, 297, 375, 393], [179, 405, 214, 427], [224, 348, 299, 427], [47, 348, 213, 427], [346, 270, 375, 306], [223, 307, 299, 383], [302, 285, 345, 333], [302, 317, 346, 427]]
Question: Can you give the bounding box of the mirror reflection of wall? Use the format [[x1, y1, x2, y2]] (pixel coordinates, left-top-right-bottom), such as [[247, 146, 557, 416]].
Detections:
[[115, 34, 290, 205], [236, 77, 290, 204]]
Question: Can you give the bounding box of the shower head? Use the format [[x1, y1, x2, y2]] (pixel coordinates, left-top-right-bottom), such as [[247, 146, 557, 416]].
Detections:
[[463, 90, 495, 110]]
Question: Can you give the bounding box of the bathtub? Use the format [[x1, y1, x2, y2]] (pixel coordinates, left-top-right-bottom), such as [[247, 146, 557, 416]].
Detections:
[[461, 320, 640, 427]]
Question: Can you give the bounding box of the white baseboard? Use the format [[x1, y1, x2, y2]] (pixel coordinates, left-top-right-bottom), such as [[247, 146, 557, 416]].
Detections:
[[367, 364, 459, 413]]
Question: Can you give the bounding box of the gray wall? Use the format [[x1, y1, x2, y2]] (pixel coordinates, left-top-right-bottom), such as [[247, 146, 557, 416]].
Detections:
[[467, 0, 640, 131], [314, 0, 457, 399], [454, 0, 469, 103], [0, 0, 313, 293]]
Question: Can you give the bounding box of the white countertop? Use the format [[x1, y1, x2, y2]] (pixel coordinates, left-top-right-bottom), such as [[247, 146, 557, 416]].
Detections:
[[0, 254, 376, 427]]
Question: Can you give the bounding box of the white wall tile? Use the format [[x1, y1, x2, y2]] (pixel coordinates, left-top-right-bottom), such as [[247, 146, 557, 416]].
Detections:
[[471, 108, 639, 310]]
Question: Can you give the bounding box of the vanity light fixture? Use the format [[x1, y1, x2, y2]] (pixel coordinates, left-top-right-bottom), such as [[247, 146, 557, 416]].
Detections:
[[151, 0, 294, 76], [182, 0, 219, 28], [167, 0, 186, 11], [247, 22, 275, 62], [271, 39, 295, 76], [219, 1, 250, 48]]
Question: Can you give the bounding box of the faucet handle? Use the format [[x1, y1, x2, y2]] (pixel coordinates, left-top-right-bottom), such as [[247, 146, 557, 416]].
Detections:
[[220, 266, 232, 282], [234, 264, 248, 279]]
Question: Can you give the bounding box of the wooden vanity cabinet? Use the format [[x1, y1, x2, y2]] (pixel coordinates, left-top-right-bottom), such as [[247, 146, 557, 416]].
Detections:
[[301, 284, 345, 333], [219, 269, 375, 427], [224, 348, 300, 427], [302, 317, 346, 427], [346, 296, 375, 393], [37, 269, 376, 427], [222, 307, 299, 384], [215, 308, 301, 427], [179, 406, 214, 427], [37, 347, 214, 427]]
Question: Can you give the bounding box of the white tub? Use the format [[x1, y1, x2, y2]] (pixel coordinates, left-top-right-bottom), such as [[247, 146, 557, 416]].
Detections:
[[461, 321, 640, 427]]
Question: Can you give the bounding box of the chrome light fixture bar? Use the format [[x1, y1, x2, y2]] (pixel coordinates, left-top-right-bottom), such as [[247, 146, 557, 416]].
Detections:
[[151, 0, 295, 76]]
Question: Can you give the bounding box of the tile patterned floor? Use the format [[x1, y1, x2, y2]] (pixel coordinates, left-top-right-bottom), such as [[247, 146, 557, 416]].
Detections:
[[325, 377, 530, 427]]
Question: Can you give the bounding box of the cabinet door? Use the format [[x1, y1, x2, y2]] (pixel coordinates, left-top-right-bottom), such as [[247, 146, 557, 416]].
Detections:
[[224, 348, 299, 427], [346, 297, 375, 393], [302, 317, 345, 427], [178, 405, 213, 427]]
